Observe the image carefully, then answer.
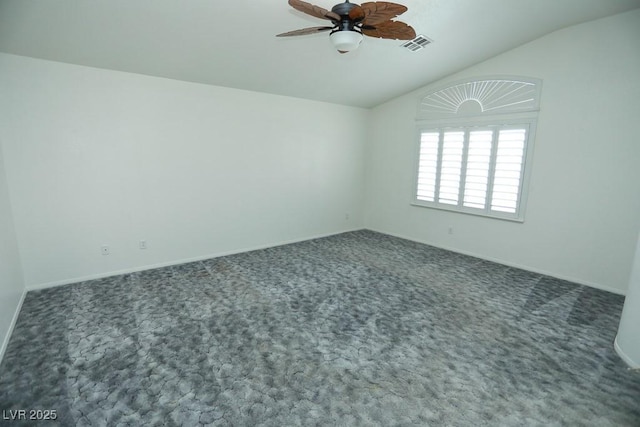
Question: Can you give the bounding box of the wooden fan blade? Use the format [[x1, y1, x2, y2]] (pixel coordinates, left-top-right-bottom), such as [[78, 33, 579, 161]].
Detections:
[[362, 20, 416, 40], [348, 5, 366, 22], [288, 0, 341, 21], [361, 2, 408, 26], [276, 26, 334, 37]]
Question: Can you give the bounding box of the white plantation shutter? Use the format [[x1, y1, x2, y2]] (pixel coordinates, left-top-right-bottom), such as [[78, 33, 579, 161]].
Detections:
[[463, 130, 493, 209], [439, 132, 464, 205], [491, 129, 526, 213], [415, 125, 530, 220], [416, 132, 439, 202]]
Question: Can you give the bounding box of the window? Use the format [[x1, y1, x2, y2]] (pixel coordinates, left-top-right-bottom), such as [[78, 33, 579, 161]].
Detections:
[[415, 124, 531, 220], [413, 77, 541, 221]]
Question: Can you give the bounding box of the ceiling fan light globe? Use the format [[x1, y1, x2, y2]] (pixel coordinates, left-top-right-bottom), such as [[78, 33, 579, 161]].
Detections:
[[330, 30, 363, 53]]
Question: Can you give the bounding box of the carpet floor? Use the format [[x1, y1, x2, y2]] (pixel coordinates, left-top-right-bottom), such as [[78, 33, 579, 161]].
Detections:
[[1, 230, 639, 426]]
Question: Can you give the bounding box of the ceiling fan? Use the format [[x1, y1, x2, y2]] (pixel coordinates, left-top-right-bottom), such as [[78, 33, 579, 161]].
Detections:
[[277, 0, 416, 53]]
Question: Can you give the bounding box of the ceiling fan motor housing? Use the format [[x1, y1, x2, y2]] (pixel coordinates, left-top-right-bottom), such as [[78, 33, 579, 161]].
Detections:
[[331, 1, 362, 32]]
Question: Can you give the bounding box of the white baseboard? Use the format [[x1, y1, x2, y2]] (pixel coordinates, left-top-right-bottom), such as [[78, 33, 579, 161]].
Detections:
[[614, 335, 640, 369], [26, 227, 625, 296], [365, 228, 626, 296], [26, 228, 364, 291], [0, 287, 27, 365]]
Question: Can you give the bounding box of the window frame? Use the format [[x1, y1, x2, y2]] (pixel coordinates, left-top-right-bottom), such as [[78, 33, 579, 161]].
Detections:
[[411, 115, 538, 222]]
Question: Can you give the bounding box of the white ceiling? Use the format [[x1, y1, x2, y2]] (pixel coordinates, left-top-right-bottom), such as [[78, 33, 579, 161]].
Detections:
[[1, 0, 639, 108]]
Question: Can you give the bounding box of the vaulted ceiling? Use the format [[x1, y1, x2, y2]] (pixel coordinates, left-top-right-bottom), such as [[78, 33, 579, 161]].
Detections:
[[1, 0, 639, 108]]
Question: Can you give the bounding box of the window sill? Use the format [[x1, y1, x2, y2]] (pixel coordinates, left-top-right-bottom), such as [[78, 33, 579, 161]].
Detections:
[[410, 201, 525, 223]]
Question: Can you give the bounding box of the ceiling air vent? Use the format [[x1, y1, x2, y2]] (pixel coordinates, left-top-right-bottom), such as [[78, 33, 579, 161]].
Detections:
[[401, 35, 432, 52]]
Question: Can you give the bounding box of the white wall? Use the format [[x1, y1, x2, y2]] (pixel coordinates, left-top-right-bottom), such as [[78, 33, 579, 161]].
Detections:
[[1, 10, 639, 296], [365, 9, 640, 294], [615, 230, 640, 368], [0, 142, 25, 360], [0, 53, 368, 288]]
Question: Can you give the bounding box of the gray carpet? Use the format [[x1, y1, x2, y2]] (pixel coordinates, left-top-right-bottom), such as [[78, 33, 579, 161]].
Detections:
[[1, 230, 639, 426]]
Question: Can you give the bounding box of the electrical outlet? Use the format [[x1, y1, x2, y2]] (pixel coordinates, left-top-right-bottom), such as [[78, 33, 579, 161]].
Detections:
[[101, 245, 110, 255], [139, 240, 147, 250]]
